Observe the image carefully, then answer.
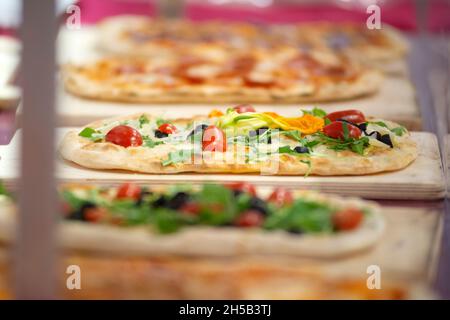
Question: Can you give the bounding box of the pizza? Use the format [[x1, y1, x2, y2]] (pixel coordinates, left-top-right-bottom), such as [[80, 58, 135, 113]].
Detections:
[[59, 107, 418, 176], [0, 181, 384, 258], [97, 15, 407, 69], [62, 48, 382, 103], [299, 22, 408, 68], [61, 255, 428, 300]]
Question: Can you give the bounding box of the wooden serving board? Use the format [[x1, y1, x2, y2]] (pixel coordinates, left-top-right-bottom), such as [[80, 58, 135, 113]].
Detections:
[[0, 129, 445, 200], [49, 28, 422, 130]]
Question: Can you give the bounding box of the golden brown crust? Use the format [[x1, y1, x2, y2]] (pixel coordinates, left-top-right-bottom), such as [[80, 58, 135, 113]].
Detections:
[[59, 113, 417, 176], [98, 15, 408, 66], [63, 63, 383, 104], [0, 187, 384, 259], [62, 255, 426, 300]]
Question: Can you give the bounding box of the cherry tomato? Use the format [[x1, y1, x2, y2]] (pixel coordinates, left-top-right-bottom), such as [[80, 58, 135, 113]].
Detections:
[[60, 201, 72, 217], [323, 121, 361, 140], [233, 104, 256, 113], [105, 125, 143, 148], [202, 125, 227, 152], [180, 202, 201, 215], [325, 110, 366, 124], [116, 183, 141, 200], [84, 207, 107, 223], [227, 182, 257, 196], [267, 187, 294, 206], [158, 123, 177, 135], [235, 210, 264, 227], [332, 208, 364, 231]]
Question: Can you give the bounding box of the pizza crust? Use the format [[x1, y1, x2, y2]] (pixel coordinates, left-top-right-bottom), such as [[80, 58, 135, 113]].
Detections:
[[62, 62, 382, 104], [59, 114, 417, 176], [97, 15, 408, 75], [0, 191, 384, 258]]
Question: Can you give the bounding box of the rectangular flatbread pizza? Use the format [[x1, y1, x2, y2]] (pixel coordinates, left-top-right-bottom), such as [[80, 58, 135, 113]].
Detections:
[[98, 15, 408, 68], [0, 181, 384, 258], [62, 48, 382, 103], [59, 106, 418, 176]]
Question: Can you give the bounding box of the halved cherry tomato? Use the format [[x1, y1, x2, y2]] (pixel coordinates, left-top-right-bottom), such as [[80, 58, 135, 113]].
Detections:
[[116, 183, 141, 200], [105, 125, 143, 148], [323, 121, 361, 140], [84, 207, 107, 223], [325, 110, 366, 124], [202, 125, 227, 152], [234, 210, 264, 227], [227, 182, 257, 196], [332, 208, 364, 231], [158, 123, 177, 134], [267, 187, 294, 206], [233, 104, 256, 113], [180, 202, 201, 215]]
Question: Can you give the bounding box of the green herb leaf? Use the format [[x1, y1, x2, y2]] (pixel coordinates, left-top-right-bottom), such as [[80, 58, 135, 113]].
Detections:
[[313, 132, 369, 155], [138, 114, 150, 127], [342, 122, 349, 140], [391, 126, 407, 136], [143, 136, 164, 148], [302, 107, 327, 118], [161, 149, 192, 166], [193, 184, 237, 225], [78, 127, 104, 141], [300, 159, 312, 177], [79, 127, 96, 138], [156, 118, 171, 127], [264, 199, 334, 233], [371, 121, 388, 128]]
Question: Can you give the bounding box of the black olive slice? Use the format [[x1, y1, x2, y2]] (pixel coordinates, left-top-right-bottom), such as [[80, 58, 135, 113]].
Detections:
[[155, 130, 168, 138], [166, 192, 190, 210], [152, 195, 167, 208], [248, 196, 268, 215], [294, 146, 309, 154], [68, 202, 96, 221], [379, 134, 393, 148]]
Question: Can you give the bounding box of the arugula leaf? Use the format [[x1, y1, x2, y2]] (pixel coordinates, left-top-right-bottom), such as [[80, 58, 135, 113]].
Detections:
[[314, 132, 369, 155], [281, 131, 320, 151], [153, 208, 183, 233], [79, 127, 104, 142], [60, 190, 88, 211], [156, 118, 171, 127], [281, 130, 303, 142], [161, 149, 192, 166], [324, 118, 332, 125], [370, 121, 407, 136], [264, 199, 334, 233], [371, 121, 388, 128], [278, 145, 298, 155], [302, 107, 327, 118], [78, 127, 102, 140], [143, 136, 164, 148], [300, 159, 312, 177], [138, 114, 150, 127], [193, 184, 237, 225], [391, 126, 407, 136], [342, 122, 349, 140]]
